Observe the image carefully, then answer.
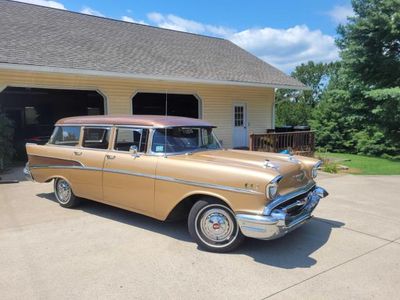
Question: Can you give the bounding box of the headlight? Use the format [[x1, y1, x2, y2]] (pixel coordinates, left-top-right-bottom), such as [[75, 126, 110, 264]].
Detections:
[[266, 182, 278, 199], [312, 161, 322, 178], [266, 175, 282, 199]]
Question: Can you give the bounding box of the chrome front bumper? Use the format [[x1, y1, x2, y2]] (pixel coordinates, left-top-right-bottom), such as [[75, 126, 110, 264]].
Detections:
[[23, 163, 34, 181], [236, 186, 328, 240]]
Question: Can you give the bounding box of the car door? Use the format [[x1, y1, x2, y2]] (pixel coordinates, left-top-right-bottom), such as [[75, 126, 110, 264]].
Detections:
[[68, 126, 110, 201], [102, 126, 157, 214]]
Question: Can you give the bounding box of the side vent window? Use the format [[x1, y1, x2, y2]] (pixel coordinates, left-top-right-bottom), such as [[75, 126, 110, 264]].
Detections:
[[82, 127, 110, 149]]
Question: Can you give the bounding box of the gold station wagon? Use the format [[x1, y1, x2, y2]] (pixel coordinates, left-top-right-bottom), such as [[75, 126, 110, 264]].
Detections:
[[24, 115, 328, 252]]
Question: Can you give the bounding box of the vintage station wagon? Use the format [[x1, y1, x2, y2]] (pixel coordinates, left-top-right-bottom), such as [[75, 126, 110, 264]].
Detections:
[[24, 115, 328, 252]]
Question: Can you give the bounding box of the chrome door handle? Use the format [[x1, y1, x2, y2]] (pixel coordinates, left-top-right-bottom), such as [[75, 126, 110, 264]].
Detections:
[[106, 154, 116, 160], [74, 151, 82, 156]]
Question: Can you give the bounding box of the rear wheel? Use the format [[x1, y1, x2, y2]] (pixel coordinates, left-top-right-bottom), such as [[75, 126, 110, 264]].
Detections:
[[54, 178, 80, 208], [188, 198, 245, 253]]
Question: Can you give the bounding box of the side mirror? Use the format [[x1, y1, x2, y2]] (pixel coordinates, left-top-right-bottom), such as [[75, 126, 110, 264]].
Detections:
[[129, 145, 140, 158]]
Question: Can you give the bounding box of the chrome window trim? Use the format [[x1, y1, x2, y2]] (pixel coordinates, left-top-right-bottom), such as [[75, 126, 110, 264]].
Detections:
[[29, 164, 263, 195]]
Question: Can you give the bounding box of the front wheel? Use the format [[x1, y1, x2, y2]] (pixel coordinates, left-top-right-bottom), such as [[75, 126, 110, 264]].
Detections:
[[188, 198, 245, 253], [54, 178, 80, 208]]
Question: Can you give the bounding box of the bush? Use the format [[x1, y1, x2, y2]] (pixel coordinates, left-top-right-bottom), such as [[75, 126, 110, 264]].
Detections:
[[322, 162, 338, 174], [0, 114, 14, 170]]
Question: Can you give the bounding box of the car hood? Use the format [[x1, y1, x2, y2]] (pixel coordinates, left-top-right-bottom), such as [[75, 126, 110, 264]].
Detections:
[[186, 149, 312, 193]]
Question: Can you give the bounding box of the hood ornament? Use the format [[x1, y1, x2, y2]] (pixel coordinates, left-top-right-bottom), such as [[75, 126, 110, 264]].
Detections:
[[263, 159, 279, 170]]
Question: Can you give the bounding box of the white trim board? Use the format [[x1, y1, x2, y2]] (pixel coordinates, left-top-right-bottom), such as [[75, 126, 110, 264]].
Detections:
[[0, 63, 310, 90]]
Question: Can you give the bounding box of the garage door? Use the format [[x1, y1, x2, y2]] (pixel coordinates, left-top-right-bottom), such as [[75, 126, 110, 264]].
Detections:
[[0, 87, 105, 160]]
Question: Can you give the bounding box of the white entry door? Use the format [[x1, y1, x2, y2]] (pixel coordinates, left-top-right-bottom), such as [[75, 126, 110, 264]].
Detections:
[[232, 103, 248, 148]]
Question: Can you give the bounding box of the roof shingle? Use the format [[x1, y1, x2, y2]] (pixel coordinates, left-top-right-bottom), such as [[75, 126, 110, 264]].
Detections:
[[0, 0, 305, 89]]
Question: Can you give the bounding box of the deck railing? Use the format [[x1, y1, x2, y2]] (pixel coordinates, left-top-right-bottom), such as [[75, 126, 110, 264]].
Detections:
[[249, 131, 315, 156]]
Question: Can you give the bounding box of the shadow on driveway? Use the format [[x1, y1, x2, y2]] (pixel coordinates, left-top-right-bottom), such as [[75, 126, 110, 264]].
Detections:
[[37, 192, 343, 269]]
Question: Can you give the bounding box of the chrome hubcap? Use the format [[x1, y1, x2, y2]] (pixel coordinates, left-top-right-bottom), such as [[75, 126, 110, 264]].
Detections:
[[199, 208, 234, 242], [56, 179, 71, 204]]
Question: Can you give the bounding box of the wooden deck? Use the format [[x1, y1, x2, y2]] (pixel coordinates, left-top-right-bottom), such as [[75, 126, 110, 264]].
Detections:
[[249, 131, 315, 156]]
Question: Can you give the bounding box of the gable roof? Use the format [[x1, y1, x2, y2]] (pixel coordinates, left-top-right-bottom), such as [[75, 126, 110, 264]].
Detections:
[[0, 0, 306, 89]]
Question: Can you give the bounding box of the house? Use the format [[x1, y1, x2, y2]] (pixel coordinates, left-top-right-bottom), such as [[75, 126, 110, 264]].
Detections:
[[0, 0, 306, 152]]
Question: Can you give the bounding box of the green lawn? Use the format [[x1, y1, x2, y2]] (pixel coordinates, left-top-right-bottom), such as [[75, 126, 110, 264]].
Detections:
[[316, 152, 400, 175]]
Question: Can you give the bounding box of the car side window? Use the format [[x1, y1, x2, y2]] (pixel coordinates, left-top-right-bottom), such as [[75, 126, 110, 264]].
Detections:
[[114, 128, 149, 153], [82, 127, 110, 149], [49, 126, 81, 146]]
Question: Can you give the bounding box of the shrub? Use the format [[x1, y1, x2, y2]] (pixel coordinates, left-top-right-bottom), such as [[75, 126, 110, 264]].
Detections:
[[322, 162, 338, 174]]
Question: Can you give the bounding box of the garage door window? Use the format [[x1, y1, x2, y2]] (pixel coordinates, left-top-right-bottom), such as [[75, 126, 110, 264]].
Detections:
[[132, 92, 199, 118], [49, 126, 81, 146]]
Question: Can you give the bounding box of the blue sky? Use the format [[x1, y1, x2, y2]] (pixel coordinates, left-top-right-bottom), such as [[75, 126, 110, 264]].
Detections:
[[17, 0, 355, 73]]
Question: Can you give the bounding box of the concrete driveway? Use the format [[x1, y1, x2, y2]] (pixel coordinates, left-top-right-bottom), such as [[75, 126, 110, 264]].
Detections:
[[1, 172, 400, 299]]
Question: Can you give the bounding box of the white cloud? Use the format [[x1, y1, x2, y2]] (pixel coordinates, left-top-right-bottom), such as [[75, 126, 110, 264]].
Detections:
[[230, 25, 339, 72], [121, 16, 148, 25], [147, 13, 338, 72], [147, 12, 234, 36], [80, 6, 104, 17], [328, 5, 354, 24], [15, 0, 66, 10], [14, 3, 339, 73]]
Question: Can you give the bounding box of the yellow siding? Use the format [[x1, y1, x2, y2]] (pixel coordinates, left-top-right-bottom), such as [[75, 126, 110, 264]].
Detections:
[[0, 69, 274, 148]]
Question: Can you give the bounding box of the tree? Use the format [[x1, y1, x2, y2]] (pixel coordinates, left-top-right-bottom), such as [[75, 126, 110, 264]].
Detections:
[[275, 61, 338, 126], [337, 0, 400, 88], [310, 90, 357, 153], [312, 0, 400, 157], [276, 61, 337, 107], [275, 101, 311, 127]]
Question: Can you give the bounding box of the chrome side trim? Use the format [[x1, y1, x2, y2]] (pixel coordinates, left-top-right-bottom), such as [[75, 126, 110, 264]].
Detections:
[[28, 165, 263, 195], [104, 168, 155, 180], [156, 175, 262, 195], [263, 182, 316, 215]]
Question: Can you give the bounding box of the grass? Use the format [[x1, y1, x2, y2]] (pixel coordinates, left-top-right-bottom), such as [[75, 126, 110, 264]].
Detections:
[[316, 152, 400, 175]]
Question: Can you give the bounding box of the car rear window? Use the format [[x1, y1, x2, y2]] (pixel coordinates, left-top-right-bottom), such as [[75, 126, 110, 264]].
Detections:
[[49, 126, 81, 146]]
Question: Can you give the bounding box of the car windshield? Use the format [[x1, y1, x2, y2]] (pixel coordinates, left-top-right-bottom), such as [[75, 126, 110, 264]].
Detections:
[[151, 127, 221, 154]]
